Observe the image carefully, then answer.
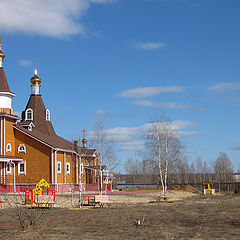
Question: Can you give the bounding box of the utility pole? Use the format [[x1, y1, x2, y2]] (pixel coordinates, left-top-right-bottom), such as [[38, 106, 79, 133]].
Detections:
[[78, 155, 84, 207]]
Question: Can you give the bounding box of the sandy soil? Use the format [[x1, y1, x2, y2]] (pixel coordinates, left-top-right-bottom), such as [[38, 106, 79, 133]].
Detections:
[[108, 190, 197, 204], [0, 191, 240, 239]]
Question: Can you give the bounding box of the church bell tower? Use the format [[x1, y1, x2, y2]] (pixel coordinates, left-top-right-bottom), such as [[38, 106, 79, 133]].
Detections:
[[0, 36, 15, 114]]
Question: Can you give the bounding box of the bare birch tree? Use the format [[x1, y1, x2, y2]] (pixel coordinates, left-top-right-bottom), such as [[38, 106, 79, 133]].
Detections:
[[189, 162, 196, 186], [214, 152, 233, 191], [196, 155, 203, 185], [89, 120, 118, 171], [144, 115, 183, 197], [88, 120, 117, 194], [176, 157, 190, 185]]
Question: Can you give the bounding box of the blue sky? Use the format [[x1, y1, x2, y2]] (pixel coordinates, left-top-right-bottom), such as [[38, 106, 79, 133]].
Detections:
[[1, 0, 240, 172]]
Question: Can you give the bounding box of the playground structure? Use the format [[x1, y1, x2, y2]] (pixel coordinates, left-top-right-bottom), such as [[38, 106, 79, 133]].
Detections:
[[25, 178, 56, 206], [203, 181, 215, 195], [0, 193, 8, 208]]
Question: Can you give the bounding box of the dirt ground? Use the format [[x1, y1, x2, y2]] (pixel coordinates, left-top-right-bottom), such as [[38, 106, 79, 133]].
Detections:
[[1, 191, 240, 239]]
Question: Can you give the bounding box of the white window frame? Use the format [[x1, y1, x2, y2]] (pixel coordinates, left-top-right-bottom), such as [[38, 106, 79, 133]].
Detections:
[[57, 161, 61, 174], [66, 162, 70, 174], [28, 122, 34, 131], [80, 163, 84, 174], [6, 143, 12, 152], [46, 109, 50, 121], [18, 161, 26, 175], [6, 162, 11, 174], [18, 144, 26, 153], [25, 108, 33, 121]]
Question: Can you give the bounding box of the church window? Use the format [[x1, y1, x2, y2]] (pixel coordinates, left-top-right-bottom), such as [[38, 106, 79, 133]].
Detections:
[[57, 162, 61, 174], [80, 163, 84, 174], [18, 144, 26, 153], [46, 109, 50, 121], [25, 108, 33, 120], [6, 143, 12, 152], [6, 163, 11, 174], [66, 162, 70, 174], [18, 162, 26, 175]]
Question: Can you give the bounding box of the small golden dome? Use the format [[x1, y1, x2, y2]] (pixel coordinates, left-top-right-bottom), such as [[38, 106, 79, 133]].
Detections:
[[30, 74, 41, 85], [82, 138, 87, 144], [0, 50, 5, 60]]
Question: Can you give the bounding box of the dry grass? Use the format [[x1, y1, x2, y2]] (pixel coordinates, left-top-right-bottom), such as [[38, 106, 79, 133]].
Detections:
[[0, 192, 240, 239]]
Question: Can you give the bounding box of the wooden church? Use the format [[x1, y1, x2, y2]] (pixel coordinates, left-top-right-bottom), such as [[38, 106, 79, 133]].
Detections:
[[0, 38, 104, 192]]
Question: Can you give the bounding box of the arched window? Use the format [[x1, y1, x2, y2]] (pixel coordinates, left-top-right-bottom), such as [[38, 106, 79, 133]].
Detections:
[[25, 108, 33, 120], [46, 109, 50, 121], [6, 143, 12, 152], [57, 162, 61, 174], [66, 162, 70, 174], [6, 163, 11, 174], [18, 144, 26, 153]]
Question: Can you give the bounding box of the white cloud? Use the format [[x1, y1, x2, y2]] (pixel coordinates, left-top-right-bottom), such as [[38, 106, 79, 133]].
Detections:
[[118, 86, 184, 98], [94, 109, 109, 118], [119, 145, 144, 152], [170, 120, 197, 130], [209, 82, 240, 91], [132, 100, 204, 111], [182, 149, 196, 153], [89, 120, 199, 152], [98, 120, 198, 143], [90, 0, 117, 3], [131, 100, 160, 108], [123, 141, 145, 145], [231, 140, 240, 151], [19, 59, 32, 67], [0, 0, 113, 38], [177, 131, 201, 137], [130, 41, 166, 50]]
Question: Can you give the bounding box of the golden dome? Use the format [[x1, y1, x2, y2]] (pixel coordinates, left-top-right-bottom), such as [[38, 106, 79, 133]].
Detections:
[[0, 50, 5, 60], [82, 138, 87, 144], [30, 74, 41, 85]]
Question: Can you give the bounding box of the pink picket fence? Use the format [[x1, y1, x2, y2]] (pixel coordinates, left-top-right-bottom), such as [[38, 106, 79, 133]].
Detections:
[[0, 183, 112, 193]]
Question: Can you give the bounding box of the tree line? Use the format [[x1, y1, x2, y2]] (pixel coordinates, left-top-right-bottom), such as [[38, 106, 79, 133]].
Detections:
[[123, 114, 234, 195], [124, 152, 234, 185]]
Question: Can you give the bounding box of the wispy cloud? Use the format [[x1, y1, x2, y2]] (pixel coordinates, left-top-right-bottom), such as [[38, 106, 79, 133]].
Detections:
[[118, 86, 184, 98], [119, 145, 145, 152], [90, 0, 117, 3], [0, 0, 114, 38], [231, 140, 240, 151], [132, 100, 204, 111], [89, 120, 199, 152], [129, 41, 166, 50], [182, 149, 196, 153], [209, 82, 240, 91], [19, 59, 32, 67], [94, 109, 109, 118], [90, 120, 198, 142]]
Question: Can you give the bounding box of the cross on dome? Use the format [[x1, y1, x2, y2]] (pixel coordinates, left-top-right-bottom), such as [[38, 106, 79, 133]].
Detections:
[[82, 129, 87, 147], [0, 36, 5, 64], [33, 58, 39, 75], [82, 128, 86, 138], [30, 58, 41, 95]]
